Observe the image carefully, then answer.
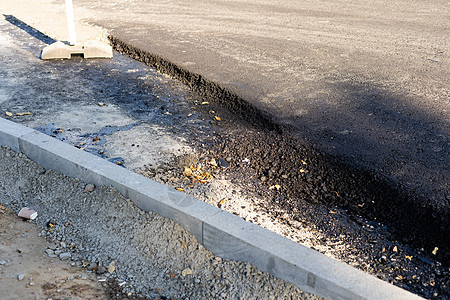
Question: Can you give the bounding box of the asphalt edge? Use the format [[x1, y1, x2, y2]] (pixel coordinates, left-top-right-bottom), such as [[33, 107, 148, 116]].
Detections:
[[108, 35, 449, 263], [0, 117, 423, 299], [108, 35, 282, 133]]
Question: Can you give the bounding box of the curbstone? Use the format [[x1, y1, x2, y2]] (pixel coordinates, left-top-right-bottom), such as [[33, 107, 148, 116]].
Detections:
[[0, 117, 35, 151], [0, 117, 423, 299]]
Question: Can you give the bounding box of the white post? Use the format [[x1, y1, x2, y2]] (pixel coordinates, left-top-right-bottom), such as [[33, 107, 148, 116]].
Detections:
[[65, 0, 77, 45]]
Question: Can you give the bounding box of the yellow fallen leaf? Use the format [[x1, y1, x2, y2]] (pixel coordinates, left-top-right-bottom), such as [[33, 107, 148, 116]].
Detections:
[[301, 160, 307, 165], [393, 246, 398, 252], [218, 198, 228, 207], [5, 111, 12, 117], [395, 275, 404, 281], [405, 255, 412, 261], [98, 102, 105, 106], [299, 169, 306, 173], [181, 268, 193, 277], [215, 116, 221, 121], [330, 210, 337, 214], [176, 187, 185, 192], [269, 184, 281, 190], [208, 158, 218, 167], [432, 247, 438, 255], [15, 112, 31, 116], [201, 101, 209, 105], [182, 241, 187, 249], [108, 261, 116, 273], [183, 167, 193, 177], [430, 279, 435, 286]]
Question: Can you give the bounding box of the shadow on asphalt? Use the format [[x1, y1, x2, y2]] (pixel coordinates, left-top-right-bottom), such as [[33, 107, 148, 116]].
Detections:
[[4, 15, 56, 45]]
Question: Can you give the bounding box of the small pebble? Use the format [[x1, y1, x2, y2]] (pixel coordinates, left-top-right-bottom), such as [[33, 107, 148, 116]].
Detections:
[[17, 274, 25, 281], [84, 184, 95, 193], [59, 252, 72, 260]]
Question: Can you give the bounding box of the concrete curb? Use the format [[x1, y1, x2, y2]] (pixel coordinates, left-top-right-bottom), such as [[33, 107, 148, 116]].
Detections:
[[0, 117, 422, 300]]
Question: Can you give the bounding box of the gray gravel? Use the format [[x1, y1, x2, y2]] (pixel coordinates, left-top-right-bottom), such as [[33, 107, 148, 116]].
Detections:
[[0, 146, 319, 300]]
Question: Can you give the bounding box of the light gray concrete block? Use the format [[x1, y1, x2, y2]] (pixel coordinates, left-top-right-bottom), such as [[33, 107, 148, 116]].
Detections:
[[203, 211, 422, 300], [0, 117, 35, 151], [126, 181, 221, 243]]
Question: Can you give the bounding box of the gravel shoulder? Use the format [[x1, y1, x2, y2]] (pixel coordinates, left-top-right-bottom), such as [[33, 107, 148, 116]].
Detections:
[[0, 208, 108, 300]]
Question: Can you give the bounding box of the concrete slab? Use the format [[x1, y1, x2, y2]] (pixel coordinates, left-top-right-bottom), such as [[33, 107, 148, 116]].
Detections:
[[41, 40, 113, 59], [0, 118, 423, 299]]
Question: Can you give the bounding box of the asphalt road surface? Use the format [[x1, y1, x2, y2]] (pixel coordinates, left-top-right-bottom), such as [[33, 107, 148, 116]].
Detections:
[[77, 0, 449, 208]]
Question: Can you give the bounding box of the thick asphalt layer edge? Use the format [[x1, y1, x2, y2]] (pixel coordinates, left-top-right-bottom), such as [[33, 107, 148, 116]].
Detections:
[[108, 35, 449, 263], [0, 117, 423, 299], [108, 36, 281, 133]]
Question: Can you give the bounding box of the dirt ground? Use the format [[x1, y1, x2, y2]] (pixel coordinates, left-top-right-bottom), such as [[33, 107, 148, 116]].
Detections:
[[0, 208, 108, 300]]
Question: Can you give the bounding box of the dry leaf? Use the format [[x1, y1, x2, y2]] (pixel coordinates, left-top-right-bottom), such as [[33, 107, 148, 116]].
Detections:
[[115, 161, 121, 165], [405, 255, 412, 261], [432, 247, 438, 255], [5, 111, 12, 117], [430, 279, 435, 286], [215, 116, 221, 121], [169, 273, 175, 278], [208, 158, 218, 167], [201, 101, 209, 105], [108, 261, 116, 273], [393, 246, 398, 252], [181, 268, 193, 277], [269, 184, 281, 190], [330, 210, 337, 214], [301, 160, 307, 165], [15, 112, 31, 116], [299, 169, 306, 173], [182, 241, 187, 249], [218, 198, 228, 208], [176, 187, 185, 192], [183, 167, 193, 177], [98, 102, 105, 106], [395, 275, 404, 281]]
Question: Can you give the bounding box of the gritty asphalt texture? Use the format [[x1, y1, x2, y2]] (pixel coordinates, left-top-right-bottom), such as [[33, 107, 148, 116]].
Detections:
[[0, 13, 449, 299], [71, 0, 449, 211]]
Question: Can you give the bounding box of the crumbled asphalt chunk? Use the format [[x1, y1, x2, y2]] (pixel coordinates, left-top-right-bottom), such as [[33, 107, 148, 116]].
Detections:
[[0, 147, 318, 300]]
